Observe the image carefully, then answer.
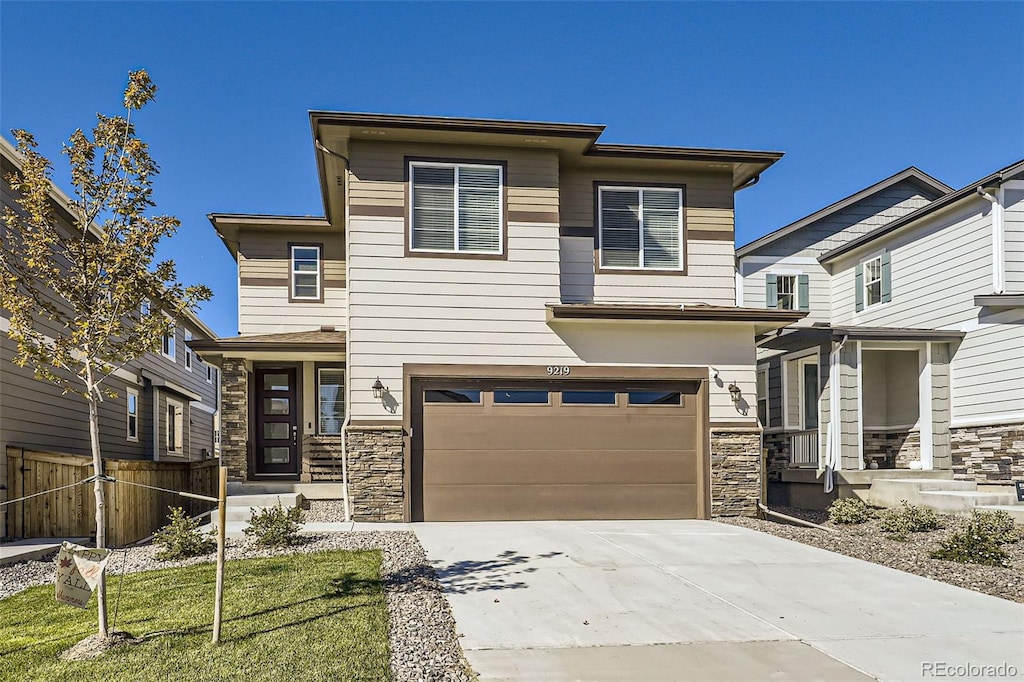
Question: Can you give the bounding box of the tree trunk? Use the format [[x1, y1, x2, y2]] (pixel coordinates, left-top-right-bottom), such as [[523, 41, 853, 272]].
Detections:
[[87, 396, 109, 637]]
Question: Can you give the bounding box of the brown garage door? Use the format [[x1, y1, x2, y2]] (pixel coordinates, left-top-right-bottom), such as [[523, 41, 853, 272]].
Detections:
[[410, 380, 705, 521]]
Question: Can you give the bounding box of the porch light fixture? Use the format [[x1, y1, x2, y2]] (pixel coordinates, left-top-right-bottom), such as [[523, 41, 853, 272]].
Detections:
[[727, 382, 742, 403], [372, 377, 386, 400]]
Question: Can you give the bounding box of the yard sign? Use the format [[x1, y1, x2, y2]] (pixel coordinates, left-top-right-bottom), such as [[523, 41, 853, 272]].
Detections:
[[55, 541, 111, 608]]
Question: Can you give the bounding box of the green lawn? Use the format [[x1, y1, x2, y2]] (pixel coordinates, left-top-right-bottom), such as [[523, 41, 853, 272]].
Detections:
[[0, 549, 391, 681]]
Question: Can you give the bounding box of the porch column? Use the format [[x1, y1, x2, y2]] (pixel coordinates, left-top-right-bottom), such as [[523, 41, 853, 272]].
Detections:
[[838, 341, 862, 470], [220, 358, 249, 481], [928, 343, 952, 470]]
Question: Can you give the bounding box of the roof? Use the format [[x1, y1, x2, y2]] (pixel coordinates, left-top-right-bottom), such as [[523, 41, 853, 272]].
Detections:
[[547, 303, 806, 334], [819, 158, 1024, 263], [736, 167, 952, 257], [188, 328, 346, 353], [757, 324, 965, 351], [1, 136, 219, 339], [207, 214, 334, 260]]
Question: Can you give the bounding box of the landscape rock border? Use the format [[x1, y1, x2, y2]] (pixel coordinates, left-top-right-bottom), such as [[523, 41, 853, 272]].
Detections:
[[1, 531, 475, 681]]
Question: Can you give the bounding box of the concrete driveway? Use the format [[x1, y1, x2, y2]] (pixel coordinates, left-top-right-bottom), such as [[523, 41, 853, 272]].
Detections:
[[414, 520, 1024, 681]]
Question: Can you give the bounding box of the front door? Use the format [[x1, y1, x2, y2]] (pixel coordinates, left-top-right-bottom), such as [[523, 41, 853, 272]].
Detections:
[[254, 367, 299, 477]]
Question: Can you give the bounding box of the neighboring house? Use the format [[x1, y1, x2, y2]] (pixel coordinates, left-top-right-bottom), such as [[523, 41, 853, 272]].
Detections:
[[192, 112, 804, 523], [1, 137, 221, 534], [739, 160, 1024, 508]]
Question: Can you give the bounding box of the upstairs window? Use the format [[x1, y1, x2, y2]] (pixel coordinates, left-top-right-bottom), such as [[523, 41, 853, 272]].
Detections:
[[766, 273, 809, 311], [599, 187, 683, 270], [126, 388, 139, 442], [409, 161, 503, 255], [184, 331, 193, 370], [290, 244, 322, 301], [161, 322, 176, 361], [207, 364, 215, 384], [855, 252, 891, 312]]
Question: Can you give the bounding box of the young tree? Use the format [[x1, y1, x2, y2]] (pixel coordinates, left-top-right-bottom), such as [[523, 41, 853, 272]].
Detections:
[[0, 70, 211, 637]]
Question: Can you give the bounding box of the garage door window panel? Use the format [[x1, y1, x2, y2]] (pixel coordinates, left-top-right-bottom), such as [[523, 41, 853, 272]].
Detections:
[[628, 391, 682, 406], [561, 390, 617, 405], [424, 389, 482, 404], [494, 389, 550, 404]]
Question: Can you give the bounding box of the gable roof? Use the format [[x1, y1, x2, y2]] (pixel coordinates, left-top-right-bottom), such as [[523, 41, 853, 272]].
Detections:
[[736, 167, 951, 258], [819, 158, 1024, 263]]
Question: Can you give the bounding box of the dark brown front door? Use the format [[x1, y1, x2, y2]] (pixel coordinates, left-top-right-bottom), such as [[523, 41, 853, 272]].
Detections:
[[254, 367, 299, 477]]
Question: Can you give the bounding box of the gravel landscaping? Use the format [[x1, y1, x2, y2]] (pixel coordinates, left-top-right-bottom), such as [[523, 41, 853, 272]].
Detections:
[[0, 531, 474, 681], [718, 507, 1024, 603]]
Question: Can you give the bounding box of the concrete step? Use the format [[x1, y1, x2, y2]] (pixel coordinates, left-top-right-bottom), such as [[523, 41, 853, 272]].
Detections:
[[869, 478, 978, 507], [918, 490, 1017, 514], [227, 482, 344, 500], [976, 505, 1024, 524], [225, 493, 304, 509]]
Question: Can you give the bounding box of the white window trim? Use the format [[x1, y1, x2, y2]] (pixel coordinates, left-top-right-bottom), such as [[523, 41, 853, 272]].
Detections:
[[408, 161, 505, 255], [166, 397, 184, 454], [597, 185, 684, 271], [290, 245, 322, 300], [126, 387, 139, 442], [756, 365, 769, 427], [780, 348, 817, 430], [775, 273, 798, 311], [795, 355, 819, 431], [860, 252, 884, 312], [184, 331, 193, 370], [161, 317, 176, 362], [317, 367, 345, 436]]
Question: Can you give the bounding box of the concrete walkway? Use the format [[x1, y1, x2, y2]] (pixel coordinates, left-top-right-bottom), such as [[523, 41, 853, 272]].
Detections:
[[0, 537, 88, 565], [414, 520, 1024, 681]]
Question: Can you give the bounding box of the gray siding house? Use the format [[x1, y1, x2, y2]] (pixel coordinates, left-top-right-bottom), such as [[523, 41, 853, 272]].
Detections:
[[1, 137, 221, 534], [739, 160, 1024, 509]]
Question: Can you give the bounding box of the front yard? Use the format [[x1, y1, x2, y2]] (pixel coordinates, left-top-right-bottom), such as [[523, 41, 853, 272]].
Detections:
[[0, 549, 390, 681], [720, 507, 1024, 603]]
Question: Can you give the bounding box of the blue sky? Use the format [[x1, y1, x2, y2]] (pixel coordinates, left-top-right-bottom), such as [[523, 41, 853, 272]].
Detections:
[[2, 2, 1022, 337]]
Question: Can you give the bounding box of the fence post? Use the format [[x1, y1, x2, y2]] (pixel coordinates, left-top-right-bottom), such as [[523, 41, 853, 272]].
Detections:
[[212, 466, 228, 644]]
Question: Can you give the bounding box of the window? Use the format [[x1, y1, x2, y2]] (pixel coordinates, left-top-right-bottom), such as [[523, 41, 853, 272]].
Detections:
[[756, 367, 768, 427], [409, 161, 503, 254], [166, 398, 184, 454], [161, 323, 175, 361], [126, 388, 139, 442], [290, 244, 322, 300], [561, 390, 616, 405], [207, 364, 215, 384], [628, 391, 682, 405], [184, 331, 193, 370], [766, 273, 808, 311], [425, 389, 482, 403], [855, 252, 891, 312], [494, 390, 549, 404], [317, 368, 345, 435], [784, 355, 818, 430], [801, 359, 819, 430], [776, 275, 796, 310], [140, 299, 150, 316], [599, 186, 683, 270]]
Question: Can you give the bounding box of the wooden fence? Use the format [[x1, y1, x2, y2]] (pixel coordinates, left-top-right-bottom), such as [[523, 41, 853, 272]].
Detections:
[[5, 447, 218, 546]]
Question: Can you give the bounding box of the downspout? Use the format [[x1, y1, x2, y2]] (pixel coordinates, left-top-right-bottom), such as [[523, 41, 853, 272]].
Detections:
[[977, 186, 1005, 294], [822, 335, 848, 493], [317, 138, 353, 524]]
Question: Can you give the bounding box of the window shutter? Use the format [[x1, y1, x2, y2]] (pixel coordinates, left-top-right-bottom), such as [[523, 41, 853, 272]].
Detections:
[[765, 274, 778, 309], [411, 165, 456, 250], [798, 274, 810, 311], [640, 189, 681, 268], [855, 263, 864, 312], [880, 251, 892, 303], [457, 166, 501, 252], [601, 189, 641, 267]]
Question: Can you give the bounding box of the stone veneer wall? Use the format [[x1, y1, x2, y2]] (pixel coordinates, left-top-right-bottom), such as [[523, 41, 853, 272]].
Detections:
[[710, 430, 761, 517], [220, 358, 249, 481], [346, 425, 404, 521], [862, 430, 920, 469], [951, 422, 1024, 484], [763, 433, 789, 478]]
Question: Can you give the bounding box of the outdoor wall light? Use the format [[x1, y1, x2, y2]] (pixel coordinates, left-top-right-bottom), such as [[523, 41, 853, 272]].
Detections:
[[372, 377, 386, 399], [728, 382, 742, 403]]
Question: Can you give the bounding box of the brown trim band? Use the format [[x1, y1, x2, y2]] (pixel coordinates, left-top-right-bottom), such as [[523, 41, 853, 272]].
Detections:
[[240, 277, 288, 287], [548, 303, 807, 324], [402, 363, 710, 382], [507, 210, 559, 224], [688, 229, 734, 242], [350, 204, 404, 218]]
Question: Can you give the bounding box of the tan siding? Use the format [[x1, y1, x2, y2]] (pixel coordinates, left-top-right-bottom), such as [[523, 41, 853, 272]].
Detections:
[[1006, 188, 1024, 291]]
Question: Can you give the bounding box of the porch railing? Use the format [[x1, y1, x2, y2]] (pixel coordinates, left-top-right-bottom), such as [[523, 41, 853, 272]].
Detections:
[[790, 430, 819, 467]]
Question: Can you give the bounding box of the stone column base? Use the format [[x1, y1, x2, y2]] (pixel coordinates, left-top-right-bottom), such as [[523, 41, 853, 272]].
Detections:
[[710, 429, 762, 517], [951, 422, 1024, 483], [346, 425, 405, 521]]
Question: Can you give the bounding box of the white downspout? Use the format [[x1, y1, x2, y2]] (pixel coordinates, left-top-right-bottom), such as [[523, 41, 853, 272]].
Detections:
[[978, 187, 1005, 294], [822, 335, 848, 492]]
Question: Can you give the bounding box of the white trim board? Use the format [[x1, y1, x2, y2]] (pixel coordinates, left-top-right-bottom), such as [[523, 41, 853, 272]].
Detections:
[[950, 412, 1024, 429]]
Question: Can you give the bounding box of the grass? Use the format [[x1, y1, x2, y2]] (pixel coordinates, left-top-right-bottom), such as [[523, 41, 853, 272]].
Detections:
[[0, 549, 391, 681]]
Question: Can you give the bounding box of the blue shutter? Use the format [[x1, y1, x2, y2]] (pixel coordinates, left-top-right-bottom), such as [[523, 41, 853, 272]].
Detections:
[[798, 274, 810, 311], [765, 274, 778, 309], [880, 252, 892, 303], [855, 263, 864, 312]]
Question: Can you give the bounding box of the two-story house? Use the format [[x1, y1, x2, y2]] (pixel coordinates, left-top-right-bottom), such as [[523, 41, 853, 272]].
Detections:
[[739, 160, 1024, 510], [192, 112, 804, 522], [1, 136, 221, 535]]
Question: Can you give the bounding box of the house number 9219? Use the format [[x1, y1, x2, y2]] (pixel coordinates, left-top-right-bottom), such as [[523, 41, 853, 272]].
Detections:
[[546, 366, 571, 376]]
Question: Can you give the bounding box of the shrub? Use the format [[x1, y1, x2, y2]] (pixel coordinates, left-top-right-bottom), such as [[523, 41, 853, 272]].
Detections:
[[879, 501, 942, 539], [828, 497, 873, 525], [153, 506, 215, 561], [970, 509, 1021, 545], [930, 510, 1013, 567], [244, 501, 305, 547]]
